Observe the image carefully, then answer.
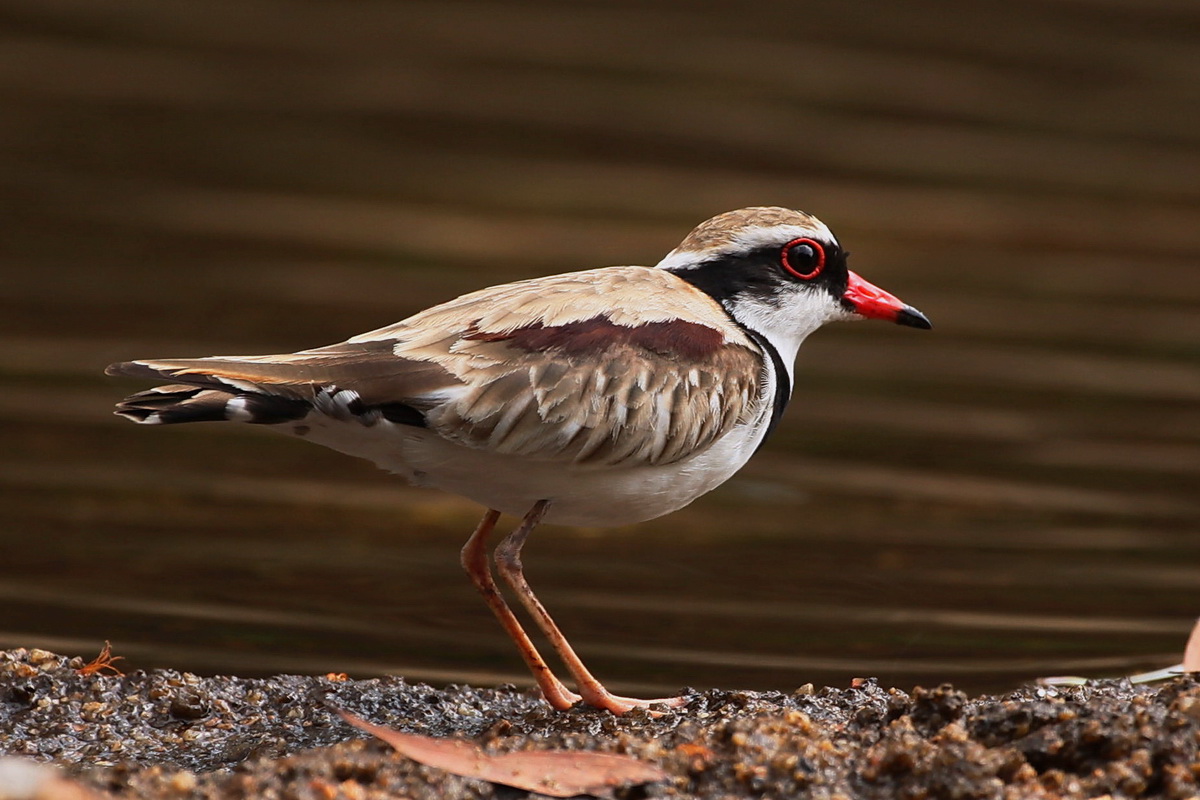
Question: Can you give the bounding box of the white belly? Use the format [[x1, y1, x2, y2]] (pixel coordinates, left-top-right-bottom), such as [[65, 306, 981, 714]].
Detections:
[[285, 413, 769, 526]]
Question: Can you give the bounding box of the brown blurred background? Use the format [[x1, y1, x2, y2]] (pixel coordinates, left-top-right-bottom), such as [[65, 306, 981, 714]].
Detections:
[[1, 0, 1198, 695]]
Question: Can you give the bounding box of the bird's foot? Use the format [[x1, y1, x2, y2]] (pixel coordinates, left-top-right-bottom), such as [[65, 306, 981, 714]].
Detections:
[[574, 688, 689, 716], [537, 679, 688, 715], [541, 685, 583, 711]]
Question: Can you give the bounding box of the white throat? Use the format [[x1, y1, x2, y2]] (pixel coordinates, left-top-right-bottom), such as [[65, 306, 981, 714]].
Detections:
[[726, 290, 849, 388]]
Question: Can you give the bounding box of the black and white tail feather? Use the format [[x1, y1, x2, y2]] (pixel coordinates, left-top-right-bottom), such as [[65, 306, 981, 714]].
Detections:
[[107, 360, 311, 427], [105, 360, 428, 430], [110, 382, 311, 426]]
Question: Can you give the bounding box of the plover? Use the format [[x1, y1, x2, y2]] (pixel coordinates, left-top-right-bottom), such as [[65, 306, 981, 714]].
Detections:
[[107, 206, 931, 713]]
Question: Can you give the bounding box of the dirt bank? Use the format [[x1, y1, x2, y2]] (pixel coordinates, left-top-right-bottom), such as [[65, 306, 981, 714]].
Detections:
[[2, 648, 1197, 799]]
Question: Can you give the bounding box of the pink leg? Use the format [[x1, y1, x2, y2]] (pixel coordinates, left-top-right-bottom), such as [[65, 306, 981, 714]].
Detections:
[[460, 509, 579, 710], [493, 501, 687, 714]]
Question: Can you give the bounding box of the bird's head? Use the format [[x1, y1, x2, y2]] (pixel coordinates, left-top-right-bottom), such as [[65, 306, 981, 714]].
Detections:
[[657, 207, 931, 360]]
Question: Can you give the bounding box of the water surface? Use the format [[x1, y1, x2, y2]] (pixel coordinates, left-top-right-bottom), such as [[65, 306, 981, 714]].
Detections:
[[1, 0, 1197, 696]]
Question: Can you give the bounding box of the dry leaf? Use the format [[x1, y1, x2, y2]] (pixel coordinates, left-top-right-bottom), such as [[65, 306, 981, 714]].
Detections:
[[0, 757, 112, 800], [1183, 616, 1200, 672], [1038, 614, 1200, 686], [336, 709, 667, 798], [76, 641, 124, 677]]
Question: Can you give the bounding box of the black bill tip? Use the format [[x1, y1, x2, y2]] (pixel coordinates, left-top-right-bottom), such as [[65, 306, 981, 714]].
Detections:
[[895, 305, 933, 330]]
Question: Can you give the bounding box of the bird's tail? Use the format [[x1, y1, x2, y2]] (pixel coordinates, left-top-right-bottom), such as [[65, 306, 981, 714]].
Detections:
[[106, 361, 311, 426]]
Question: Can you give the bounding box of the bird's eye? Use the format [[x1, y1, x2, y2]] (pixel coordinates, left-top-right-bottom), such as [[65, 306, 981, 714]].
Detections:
[[781, 238, 826, 280]]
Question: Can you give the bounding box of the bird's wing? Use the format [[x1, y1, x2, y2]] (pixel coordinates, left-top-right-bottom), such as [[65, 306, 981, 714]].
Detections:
[[108, 266, 765, 466], [107, 342, 456, 407]]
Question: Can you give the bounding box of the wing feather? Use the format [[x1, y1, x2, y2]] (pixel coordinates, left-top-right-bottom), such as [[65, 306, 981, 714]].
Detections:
[[106, 340, 460, 409], [108, 266, 765, 466]]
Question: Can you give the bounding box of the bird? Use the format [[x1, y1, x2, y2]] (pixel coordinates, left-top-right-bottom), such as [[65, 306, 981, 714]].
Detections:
[[106, 206, 931, 714]]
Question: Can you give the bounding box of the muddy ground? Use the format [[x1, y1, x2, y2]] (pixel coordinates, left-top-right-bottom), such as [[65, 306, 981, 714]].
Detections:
[[1, 649, 1197, 799]]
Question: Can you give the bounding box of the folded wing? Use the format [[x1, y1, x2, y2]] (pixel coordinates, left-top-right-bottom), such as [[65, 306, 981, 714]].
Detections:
[[107, 267, 764, 467]]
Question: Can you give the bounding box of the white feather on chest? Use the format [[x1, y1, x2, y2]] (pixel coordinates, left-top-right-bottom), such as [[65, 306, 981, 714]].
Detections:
[[289, 398, 773, 526]]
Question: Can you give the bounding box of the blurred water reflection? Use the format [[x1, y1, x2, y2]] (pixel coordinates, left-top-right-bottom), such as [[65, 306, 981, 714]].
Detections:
[[1, 0, 1197, 695]]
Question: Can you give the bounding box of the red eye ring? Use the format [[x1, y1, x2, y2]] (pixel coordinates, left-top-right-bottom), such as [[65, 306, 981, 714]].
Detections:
[[781, 237, 826, 280]]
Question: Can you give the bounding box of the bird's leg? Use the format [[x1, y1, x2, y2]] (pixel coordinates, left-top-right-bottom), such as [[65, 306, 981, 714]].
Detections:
[[460, 508, 580, 710], [494, 501, 687, 715]]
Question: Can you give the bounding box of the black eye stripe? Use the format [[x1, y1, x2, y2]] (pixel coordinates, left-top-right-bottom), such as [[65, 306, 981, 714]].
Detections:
[[781, 237, 826, 280], [668, 236, 848, 312]]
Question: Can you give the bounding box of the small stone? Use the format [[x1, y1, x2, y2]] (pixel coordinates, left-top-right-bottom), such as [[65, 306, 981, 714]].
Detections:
[[169, 771, 197, 792]]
